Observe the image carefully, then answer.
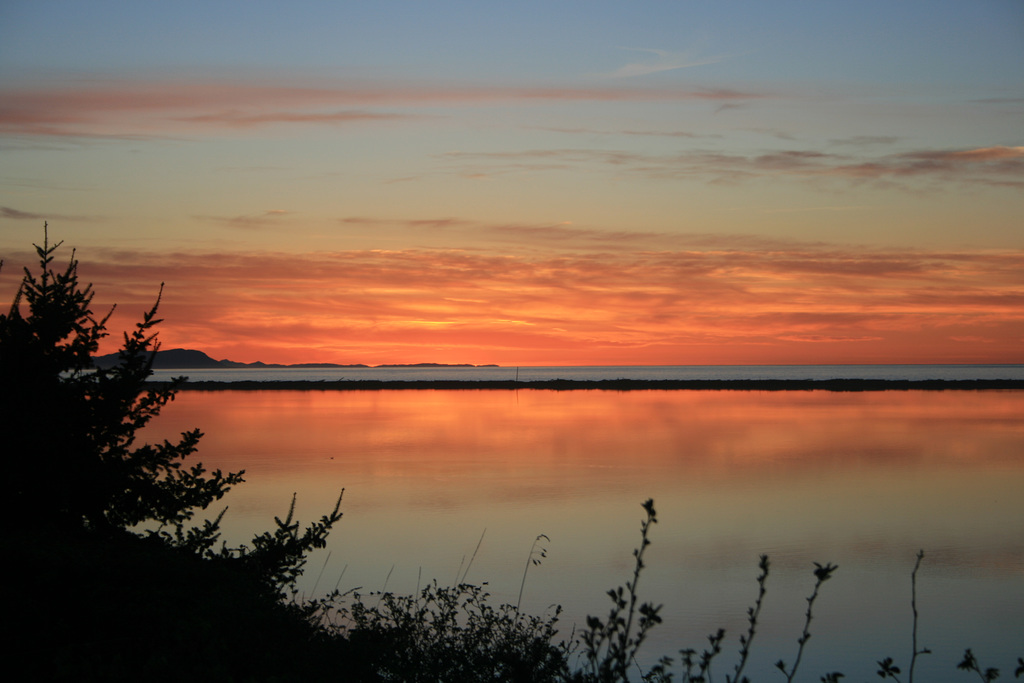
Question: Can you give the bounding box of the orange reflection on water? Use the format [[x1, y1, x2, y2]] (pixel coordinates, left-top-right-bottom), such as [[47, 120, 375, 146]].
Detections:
[[148, 388, 1024, 561], [154, 387, 1024, 473], [148, 388, 1024, 679]]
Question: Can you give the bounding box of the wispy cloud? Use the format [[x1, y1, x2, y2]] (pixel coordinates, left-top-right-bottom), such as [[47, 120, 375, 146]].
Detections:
[[829, 135, 901, 147], [532, 125, 714, 139], [743, 127, 798, 141], [605, 48, 725, 79], [830, 146, 1024, 186], [341, 216, 473, 230], [175, 110, 415, 128], [2, 207, 47, 221], [442, 144, 1024, 190], [340, 215, 668, 250], [196, 210, 295, 230], [0, 79, 762, 138], [1, 206, 97, 222], [971, 97, 1024, 105], [758, 205, 872, 214]]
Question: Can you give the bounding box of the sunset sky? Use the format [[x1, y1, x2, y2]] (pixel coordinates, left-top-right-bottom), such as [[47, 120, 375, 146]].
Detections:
[[2, 1, 1022, 366]]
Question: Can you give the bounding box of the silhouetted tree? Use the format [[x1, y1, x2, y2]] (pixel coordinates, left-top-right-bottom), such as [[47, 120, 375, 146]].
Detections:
[[2, 226, 345, 605], [3, 228, 353, 680], [0, 225, 243, 532]]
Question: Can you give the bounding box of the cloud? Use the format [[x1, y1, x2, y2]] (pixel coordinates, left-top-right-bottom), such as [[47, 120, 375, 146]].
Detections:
[[827, 146, 1024, 187], [605, 48, 725, 79], [1, 206, 97, 222], [714, 102, 746, 115], [341, 216, 473, 230], [0, 78, 763, 138], [338, 215, 672, 250], [776, 334, 884, 343], [532, 125, 708, 139], [837, 146, 1024, 173], [759, 205, 872, 214], [907, 146, 1024, 162], [441, 144, 1024, 190], [971, 97, 1024, 105], [1, 207, 45, 221], [196, 210, 295, 230], [487, 223, 663, 247], [744, 127, 798, 141], [829, 135, 901, 147], [175, 109, 414, 128]]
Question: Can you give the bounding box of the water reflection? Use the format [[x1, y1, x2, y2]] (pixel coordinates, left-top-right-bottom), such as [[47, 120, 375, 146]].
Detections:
[[149, 389, 1024, 679]]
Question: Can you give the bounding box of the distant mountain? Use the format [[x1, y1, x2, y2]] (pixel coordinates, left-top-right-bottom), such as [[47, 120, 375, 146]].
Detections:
[[94, 348, 224, 369], [92, 348, 496, 370]]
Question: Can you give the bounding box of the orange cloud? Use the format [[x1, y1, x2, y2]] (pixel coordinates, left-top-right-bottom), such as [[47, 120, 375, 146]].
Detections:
[[532, 125, 712, 139], [176, 110, 415, 128], [441, 145, 1024, 189], [4, 239, 1019, 366], [0, 79, 762, 138]]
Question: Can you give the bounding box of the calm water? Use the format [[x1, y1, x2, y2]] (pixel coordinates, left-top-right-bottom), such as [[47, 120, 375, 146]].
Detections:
[[151, 363, 1024, 383], [147, 388, 1024, 680]]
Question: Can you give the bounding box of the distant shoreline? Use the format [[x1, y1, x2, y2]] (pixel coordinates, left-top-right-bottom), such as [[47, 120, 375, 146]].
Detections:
[[154, 378, 1024, 391]]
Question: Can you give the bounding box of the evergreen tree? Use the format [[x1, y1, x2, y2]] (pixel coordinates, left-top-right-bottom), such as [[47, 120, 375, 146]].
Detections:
[[0, 225, 243, 532], [2, 227, 356, 680]]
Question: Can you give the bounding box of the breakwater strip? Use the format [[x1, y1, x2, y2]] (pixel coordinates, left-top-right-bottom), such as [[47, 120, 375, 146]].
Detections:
[[155, 378, 1024, 391]]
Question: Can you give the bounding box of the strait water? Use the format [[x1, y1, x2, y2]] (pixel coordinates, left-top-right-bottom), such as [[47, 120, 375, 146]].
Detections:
[[145, 380, 1024, 680]]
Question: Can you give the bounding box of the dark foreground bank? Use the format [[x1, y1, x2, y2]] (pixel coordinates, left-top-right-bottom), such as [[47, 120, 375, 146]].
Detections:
[[160, 378, 1024, 391]]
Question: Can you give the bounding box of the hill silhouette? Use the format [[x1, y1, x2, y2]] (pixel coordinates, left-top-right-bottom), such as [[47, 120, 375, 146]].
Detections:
[[93, 348, 495, 370]]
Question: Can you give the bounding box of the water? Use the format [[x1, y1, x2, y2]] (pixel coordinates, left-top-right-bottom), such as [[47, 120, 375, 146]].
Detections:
[[151, 363, 1024, 383], [146, 386, 1024, 680]]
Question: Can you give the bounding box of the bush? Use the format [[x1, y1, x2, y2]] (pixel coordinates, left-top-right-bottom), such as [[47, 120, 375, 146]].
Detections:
[[335, 581, 571, 682]]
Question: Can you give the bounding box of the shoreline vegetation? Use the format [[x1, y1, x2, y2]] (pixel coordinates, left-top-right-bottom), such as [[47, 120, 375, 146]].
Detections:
[[160, 377, 1024, 391]]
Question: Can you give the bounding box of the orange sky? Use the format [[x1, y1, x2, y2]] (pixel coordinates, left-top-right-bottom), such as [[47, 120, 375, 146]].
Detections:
[[2, 238, 1020, 366], [2, 2, 1022, 365]]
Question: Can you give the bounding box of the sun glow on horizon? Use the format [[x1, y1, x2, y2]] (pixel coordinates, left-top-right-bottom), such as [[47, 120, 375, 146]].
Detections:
[[1, 2, 1022, 365], [2, 239, 1019, 367]]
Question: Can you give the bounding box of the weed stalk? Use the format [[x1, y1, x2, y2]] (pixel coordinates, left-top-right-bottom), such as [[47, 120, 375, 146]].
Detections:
[[775, 561, 838, 683], [580, 498, 663, 683], [517, 533, 550, 612], [908, 549, 930, 682], [727, 553, 770, 683]]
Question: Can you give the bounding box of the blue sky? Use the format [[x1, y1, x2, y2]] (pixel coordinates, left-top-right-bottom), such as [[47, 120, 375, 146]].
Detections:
[[4, 1, 1021, 84]]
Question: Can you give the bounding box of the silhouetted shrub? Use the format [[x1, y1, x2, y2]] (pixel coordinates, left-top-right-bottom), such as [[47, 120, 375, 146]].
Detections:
[[332, 581, 571, 682]]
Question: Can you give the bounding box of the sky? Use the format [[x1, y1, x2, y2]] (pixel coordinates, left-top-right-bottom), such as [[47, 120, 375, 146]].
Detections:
[[1, 0, 1022, 366]]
